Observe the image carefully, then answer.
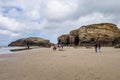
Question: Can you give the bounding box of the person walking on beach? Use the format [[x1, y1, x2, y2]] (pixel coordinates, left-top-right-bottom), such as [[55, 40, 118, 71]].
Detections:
[[26, 41, 30, 49], [53, 45, 57, 51], [98, 41, 101, 52], [94, 41, 98, 52], [58, 44, 64, 51], [61, 44, 63, 49]]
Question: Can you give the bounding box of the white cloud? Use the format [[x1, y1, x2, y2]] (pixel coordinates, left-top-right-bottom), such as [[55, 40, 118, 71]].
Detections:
[[0, 12, 47, 33], [44, 0, 79, 21], [0, 0, 120, 45], [0, 29, 20, 37], [76, 12, 114, 25], [0, 13, 20, 31]]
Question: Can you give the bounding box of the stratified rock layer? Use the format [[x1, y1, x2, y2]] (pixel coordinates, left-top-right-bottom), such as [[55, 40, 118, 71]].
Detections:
[[58, 23, 120, 46]]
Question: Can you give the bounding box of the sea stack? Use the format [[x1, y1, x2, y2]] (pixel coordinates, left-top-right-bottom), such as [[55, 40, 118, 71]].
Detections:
[[8, 37, 53, 47]]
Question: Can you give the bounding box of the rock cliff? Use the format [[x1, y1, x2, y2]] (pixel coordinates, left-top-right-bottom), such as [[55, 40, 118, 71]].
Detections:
[[58, 23, 120, 46], [8, 37, 53, 47]]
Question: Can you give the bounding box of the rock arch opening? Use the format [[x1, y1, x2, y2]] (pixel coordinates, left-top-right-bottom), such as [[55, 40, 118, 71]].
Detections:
[[74, 36, 79, 46], [66, 37, 70, 46]]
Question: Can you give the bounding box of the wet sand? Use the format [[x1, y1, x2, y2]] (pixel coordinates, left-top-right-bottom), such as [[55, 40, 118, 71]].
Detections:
[[0, 47, 120, 80]]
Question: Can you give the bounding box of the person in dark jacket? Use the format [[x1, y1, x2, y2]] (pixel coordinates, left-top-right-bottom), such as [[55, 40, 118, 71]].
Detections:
[[94, 41, 98, 52], [26, 41, 30, 49], [98, 41, 101, 52]]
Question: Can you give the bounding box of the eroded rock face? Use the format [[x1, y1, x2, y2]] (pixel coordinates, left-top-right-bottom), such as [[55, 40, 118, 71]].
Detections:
[[58, 23, 120, 46], [58, 34, 70, 45], [8, 37, 53, 47], [70, 29, 79, 36]]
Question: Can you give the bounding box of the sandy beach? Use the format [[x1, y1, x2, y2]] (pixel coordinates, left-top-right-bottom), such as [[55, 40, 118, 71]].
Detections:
[[0, 47, 120, 80]]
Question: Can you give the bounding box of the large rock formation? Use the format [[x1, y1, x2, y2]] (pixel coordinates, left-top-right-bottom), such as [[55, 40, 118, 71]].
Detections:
[[8, 37, 53, 47], [58, 34, 70, 45], [58, 23, 120, 46]]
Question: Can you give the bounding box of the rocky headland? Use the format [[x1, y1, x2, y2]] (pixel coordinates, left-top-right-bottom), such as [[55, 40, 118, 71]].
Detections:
[[58, 23, 120, 47], [8, 37, 53, 47]]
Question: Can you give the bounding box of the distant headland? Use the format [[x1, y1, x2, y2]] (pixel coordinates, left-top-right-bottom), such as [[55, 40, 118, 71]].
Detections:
[[8, 37, 54, 47]]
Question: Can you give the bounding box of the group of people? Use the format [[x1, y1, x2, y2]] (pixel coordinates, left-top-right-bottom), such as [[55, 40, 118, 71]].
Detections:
[[53, 41, 101, 53], [26, 40, 101, 52], [53, 45, 57, 51], [52, 44, 63, 51]]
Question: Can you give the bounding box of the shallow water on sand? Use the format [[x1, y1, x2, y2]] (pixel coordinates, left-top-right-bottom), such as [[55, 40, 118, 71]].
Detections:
[[0, 47, 25, 54]]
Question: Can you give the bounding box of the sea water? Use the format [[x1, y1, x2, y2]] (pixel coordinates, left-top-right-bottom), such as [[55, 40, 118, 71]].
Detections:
[[0, 47, 25, 54], [0, 46, 41, 55]]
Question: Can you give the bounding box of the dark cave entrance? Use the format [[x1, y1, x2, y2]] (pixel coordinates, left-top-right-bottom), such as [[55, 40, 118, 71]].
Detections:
[[74, 36, 79, 46], [66, 37, 70, 46], [58, 39, 61, 44]]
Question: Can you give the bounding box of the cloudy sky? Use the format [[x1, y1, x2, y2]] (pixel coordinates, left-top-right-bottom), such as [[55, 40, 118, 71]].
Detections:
[[0, 0, 120, 45]]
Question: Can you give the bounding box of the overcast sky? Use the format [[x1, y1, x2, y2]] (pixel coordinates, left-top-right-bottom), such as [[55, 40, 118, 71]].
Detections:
[[0, 0, 120, 45]]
